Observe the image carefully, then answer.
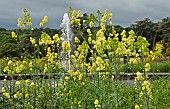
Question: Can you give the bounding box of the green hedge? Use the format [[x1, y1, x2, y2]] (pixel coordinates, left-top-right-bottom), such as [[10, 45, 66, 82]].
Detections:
[[121, 60, 170, 73]]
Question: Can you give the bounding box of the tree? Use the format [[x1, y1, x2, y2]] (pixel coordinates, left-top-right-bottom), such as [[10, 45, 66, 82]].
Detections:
[[156, 17, 170, 47], [130, 18, 157, 49]]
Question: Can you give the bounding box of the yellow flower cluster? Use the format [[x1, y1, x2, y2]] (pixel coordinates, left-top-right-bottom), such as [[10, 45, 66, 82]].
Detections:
[[46, 47, 58, 64], [3, 59, 28, 75], [128, 58, 138, 64], [17, 8, 32, 29], [94, 99, 100, 109], [40, 16, 48, 27], [70, 10, 82, 27], [65, 76, 70, 81], [68, 70, 83, 81], [3, 92, 10, 99], [17, 18, 25, 30], [15, 62, 25, 73], [16, 81, 21, 85], [115, 42, 125, 54], [135, 105, 140, 109], [39, 32, 54, 45], [14, 91, 23, 99], [30, 37, 37, 46], [135, 71, 144, 81], [62, 41, 71, 52], [96, 56, 105, 70], [11, 80, 36, 100], [94, 29, 106, 55], [23, 8, 32, 27], [148, 42, 163, 61], [11, 31, 17, 39], [2, 87, 6, 93], [30, 82, 35, 87], [144, 63, 151, 72], [2, 87, 10, 100], [29, 62, 33, 71], [53, 34, 61, 43], [88, 63, 97, 74], [142, 80, 152, 100], [74, 37, 80, 43], [43, 64, 48, 73], [89, 21, 94, 27], [87, 29, 92, 36], [135, 36, 150, 56], [142, 80, 151, 91], [116, 30, 137, 56], [3, 60, 14, 75], [73, 42, 89, 64], [88, 37, 92, 43], [101, 10, 112, 24]]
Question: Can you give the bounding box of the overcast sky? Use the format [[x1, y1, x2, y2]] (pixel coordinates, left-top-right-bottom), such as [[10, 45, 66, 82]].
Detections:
[[0, 0, 170, 29]]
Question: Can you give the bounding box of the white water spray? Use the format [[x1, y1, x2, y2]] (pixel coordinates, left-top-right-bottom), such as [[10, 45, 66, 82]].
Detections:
[[60, 13, 73, 71]]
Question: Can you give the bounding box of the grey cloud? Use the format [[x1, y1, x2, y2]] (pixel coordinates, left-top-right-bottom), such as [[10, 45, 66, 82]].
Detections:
[[0, 0, 170, 29]]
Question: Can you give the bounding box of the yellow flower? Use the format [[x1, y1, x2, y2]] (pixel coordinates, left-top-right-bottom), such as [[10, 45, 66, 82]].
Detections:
[[11, 31, 17, 38], [89, 21, 94, 27], [53, 34, 60, 43], [2, 87, 6, 93], [44, 64, 48, 73], [42, 16, 48, 24], [7, 60, 13, 66], [94, 99, 99, 105], [82, 82, 85, 86], [136, 71, 143, 80], [16, 81, 21, 85], [74, 51, 79, 57], [78, 101, 81, 107], [17, 18, 24, 29], [139, 91, 143, 97], [96, 57, 104, 66], [30, 82, 35, 87], [109, 13, 112, 20], [111, 75, 114, 80], [65, 76, 70, 81], [62, 41, 71, 52], [94, 99, 100, 108], [29, 62, 33, 68], [101, 15, 107, 23], [101, 25, 106, 31], [39, 32, 53, 45], [19, 92, 23, 97], [88, 37, 92, 43], [39, 16, 48, 27], [142, 80, 151, 91], [78, 73, 83, 80], [135, 105, 140, 109], [25, 93, 29, 99], [87, 29, 92, 36], [40, 22, 44, 27], [74, 37, 80, 43], [3, 66, 9, 73], [3, 92, 10, 99], [25, 79, 30, 84], [109, 21, 112, 25], [145, 63, 151, 72], [14, 94, 18, 99], [30, 37, 36, 45]]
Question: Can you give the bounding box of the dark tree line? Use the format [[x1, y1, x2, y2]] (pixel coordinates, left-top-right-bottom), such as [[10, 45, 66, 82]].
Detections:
[[0, 28, 62, 58], [0, 17, 170, 58]]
